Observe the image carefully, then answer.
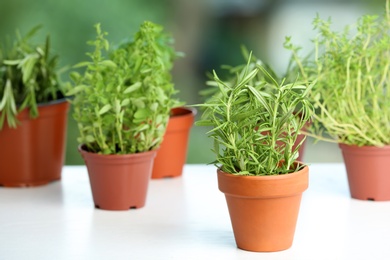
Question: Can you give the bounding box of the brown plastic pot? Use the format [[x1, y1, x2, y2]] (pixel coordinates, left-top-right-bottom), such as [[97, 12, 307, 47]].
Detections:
[[0, 99, 69, 187], [79, 145, 157, 210], [339, 143, 390, 201], [217, 164, 309, 252], [151, 107, 195, 179]]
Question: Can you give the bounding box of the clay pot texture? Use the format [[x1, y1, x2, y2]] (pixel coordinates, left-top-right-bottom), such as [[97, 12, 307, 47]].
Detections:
[[79, 145, 157, 210], [339, 144, 390, 201], [0, 100, 69, 187], [151, 107, 195, 179], [217, 164, 309, 252]]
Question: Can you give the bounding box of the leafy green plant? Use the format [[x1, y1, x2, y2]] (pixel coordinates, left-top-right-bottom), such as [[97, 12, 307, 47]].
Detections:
[[0, 25, 63, 129], [196, 53, 314, 176], [200, 46, 279, 101], [68, 21, 180, 154], [285, 0, 390, 146]]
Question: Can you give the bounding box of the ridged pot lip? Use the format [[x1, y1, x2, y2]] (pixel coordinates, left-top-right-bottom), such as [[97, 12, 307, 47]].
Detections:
[[217, 162, 307, 180], [170, 107, 197, 119], [167, 107, 196, 131], [14, 98, 69, 120], [37, 97, 69, 107], [217, 163, 309, 198], [339, 143, 390, 154], [16, 95, 69, 110], [1, 93, 68, 113], [78, 144, 157, 163]]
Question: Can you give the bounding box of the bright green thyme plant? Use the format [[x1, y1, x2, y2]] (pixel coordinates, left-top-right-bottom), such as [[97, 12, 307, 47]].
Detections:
[[196, 53, 314, 176], [68, 22, 180, 154], [117, 22, 183, 103], [285, 0, 390, 146], [0, 25, 64, 129]]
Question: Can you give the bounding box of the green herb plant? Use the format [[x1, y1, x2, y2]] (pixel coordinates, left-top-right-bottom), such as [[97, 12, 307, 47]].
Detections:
[[285, 0, 390, 146], [200, 46, 278, 101], [196, 53, 314, 176], [0, 26, 63, 129], [68, 21, 180, 154]]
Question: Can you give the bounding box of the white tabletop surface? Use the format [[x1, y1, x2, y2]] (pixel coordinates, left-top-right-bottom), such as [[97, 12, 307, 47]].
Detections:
[[1, 163, 389, 260]]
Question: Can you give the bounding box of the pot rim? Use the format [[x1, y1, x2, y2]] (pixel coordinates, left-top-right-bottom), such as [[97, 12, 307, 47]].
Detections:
[[170, 106, 197, 118], [217, 163, 309, 198], [339, 143, 390, 149], [339, 143, 390, 156]]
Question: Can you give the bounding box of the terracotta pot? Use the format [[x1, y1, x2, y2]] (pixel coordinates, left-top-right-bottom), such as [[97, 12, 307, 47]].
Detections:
[[217, 164, 309, 252], [0, 99, 69, 187], [151, 107, 195, 179], [79, 145, 157, 210], [339, 143, 390, 201]]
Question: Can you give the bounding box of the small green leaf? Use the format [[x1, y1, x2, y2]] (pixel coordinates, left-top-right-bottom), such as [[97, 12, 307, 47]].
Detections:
[[66, 85, 88, 96], [124, 82, 142, 94], [99, 60, 117, 68], [121, 99, 130, 107], [134, 109, 148, 119], [98, 104, 112, 115], [21, 54, 39, 83], [73, 61, 92, 68], [85, 135, 95, 143], [3, 59, 21, 65], [150, 102, 158, 111]]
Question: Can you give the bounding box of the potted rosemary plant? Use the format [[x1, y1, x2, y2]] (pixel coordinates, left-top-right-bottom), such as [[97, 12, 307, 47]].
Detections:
[[196, 53, 314, 252], [68, 22, 175, 210], [202, 47, 310, 162], [286, 0, 390, 201], [0, 26, 69, 187]]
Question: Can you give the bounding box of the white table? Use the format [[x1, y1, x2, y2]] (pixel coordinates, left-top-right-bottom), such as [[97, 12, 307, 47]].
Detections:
[[1, 164, 389, 260]]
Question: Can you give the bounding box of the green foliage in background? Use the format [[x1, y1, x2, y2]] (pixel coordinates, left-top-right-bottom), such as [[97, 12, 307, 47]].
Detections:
[[68, 21, 180, 154], [286, 0, 390, 147], [0, 0, 173, 163], [0, 26, 64, 129], [2, 0, 381, 164], [196, 53, 314, 175], [200, 47, 279, 100]]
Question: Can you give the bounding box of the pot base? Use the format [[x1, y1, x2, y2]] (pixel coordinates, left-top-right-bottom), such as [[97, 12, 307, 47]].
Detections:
[[339, 144, 390, 201]]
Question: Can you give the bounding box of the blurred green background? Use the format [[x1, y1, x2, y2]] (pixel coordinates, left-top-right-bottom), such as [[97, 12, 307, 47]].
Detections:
[[0, 0, 383, 165]]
